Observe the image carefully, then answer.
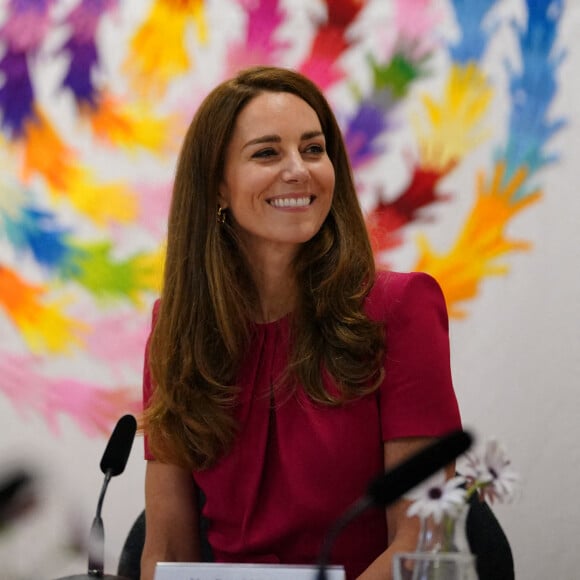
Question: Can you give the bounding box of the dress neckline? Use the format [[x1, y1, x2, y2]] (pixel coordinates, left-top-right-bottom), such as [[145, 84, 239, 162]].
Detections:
[[253, 312, 292, 328]]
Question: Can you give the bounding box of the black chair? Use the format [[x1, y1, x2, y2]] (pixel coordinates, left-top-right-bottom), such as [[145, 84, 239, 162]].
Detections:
[[118, 495, 514, 579], [117, 510, 146, 579], [465, 492, 514, 579], [117, 491, 213, 579]]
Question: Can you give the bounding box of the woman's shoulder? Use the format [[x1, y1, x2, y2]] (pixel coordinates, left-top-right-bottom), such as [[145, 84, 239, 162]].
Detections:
[[372, 269, 442, 293], [366, 270, 445, 320]]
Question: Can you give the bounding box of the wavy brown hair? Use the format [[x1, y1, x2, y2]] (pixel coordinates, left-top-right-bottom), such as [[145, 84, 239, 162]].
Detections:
[[143, 66, 385, 470]]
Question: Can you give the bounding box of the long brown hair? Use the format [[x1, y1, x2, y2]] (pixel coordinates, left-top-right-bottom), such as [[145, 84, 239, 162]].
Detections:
[[143, 66, 385, 469]]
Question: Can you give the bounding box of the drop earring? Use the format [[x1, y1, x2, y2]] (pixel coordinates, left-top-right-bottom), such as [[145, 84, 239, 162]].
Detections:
[[217, 205, 226, 224]]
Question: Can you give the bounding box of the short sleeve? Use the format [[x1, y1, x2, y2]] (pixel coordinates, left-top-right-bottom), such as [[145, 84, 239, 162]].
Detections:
[[373, 271, 461, 441], [142, 300, 160, 460]]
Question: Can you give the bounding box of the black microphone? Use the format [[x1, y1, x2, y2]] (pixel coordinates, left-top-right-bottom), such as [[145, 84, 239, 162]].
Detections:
[[55, 414, 137, 580], [366, 429, 473, 506], [315, 429, 473, 580], [100, 414, 138, 477]]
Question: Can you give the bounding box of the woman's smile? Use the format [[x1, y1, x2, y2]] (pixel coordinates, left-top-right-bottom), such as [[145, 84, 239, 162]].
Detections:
[[267, 194, 314, 209]]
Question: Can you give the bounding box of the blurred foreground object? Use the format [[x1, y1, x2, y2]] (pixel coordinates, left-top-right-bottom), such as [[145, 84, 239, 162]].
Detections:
[[0, 467, 38, 532]]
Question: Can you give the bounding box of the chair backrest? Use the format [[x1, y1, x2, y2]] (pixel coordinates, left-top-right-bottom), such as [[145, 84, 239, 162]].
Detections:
[[465, 493, 514, 580], [117, 496, 213, 579], [117, 510, 145, 579]]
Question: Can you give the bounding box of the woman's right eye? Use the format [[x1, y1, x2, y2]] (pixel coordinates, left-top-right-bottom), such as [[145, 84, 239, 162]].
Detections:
[[252, 148, 277, 159]]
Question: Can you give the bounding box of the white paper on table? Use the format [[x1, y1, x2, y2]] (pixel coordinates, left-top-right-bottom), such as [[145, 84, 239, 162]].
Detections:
[[154, 562, 346, 580]]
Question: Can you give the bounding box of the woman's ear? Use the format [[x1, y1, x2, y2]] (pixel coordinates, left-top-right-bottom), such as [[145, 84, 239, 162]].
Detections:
[[217, 186, 229, 210]]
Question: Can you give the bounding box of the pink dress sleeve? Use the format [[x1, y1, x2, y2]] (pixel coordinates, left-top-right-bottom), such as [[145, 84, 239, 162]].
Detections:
[[369, 271, 461, 440], [142, 299, 160, 460]]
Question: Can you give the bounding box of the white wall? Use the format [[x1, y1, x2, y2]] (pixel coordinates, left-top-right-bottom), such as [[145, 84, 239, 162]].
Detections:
[[451, 6, 580, 576], [1, 1, 579, 578]]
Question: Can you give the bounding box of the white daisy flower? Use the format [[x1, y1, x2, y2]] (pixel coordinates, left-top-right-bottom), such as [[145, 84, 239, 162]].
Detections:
[[406, 471, 467, 523], [459, 439, 520, 503]]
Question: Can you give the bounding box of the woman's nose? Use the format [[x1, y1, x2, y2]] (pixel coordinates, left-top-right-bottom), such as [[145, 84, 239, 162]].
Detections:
[[282, 153, 309, 182]]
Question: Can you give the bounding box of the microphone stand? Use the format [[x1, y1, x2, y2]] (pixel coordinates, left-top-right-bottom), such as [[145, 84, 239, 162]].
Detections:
[[55, 414, 137, 580], [56, 465, 129, 579], [315, 496, 372, 580], [87, 470, 112, 576]]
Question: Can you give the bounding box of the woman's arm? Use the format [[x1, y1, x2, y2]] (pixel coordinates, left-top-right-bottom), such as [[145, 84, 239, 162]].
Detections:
[[140, 460, 201, 580], [357, 437, 455, 580]]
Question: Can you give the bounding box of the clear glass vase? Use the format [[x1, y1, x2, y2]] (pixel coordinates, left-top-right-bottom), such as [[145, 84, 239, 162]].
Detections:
[[393, 507, 478, 580], [392, 551, 476, 580], [416, 508, 472, 554]]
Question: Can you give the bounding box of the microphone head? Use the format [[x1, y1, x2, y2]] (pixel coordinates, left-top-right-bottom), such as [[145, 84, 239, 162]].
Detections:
[[367, 429, 473, 506], [100, 414, 137, 477]]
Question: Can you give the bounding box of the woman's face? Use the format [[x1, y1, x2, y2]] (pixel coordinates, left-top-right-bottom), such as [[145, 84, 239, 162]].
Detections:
[[219, 91, 335, 261]]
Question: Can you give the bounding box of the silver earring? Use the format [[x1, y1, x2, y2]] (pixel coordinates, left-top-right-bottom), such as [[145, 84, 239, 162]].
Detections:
[[217, 205, 226, 224]]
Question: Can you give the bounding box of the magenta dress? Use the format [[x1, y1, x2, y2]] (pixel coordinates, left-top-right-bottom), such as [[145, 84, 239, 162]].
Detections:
[[143, 271, 461, 579]]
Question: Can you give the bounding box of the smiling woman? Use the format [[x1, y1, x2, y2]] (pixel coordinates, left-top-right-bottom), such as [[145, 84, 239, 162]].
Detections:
[[139, 66, 461, 580]]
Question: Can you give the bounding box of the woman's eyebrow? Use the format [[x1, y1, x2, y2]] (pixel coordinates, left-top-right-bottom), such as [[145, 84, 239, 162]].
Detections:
[[242, 130, 324, 150], [243, 134, 281, 149], [301, 130, 324, 141]]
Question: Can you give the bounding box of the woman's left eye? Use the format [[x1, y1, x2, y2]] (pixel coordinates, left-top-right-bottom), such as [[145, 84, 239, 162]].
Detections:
[[304, 144, 325, 155]]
